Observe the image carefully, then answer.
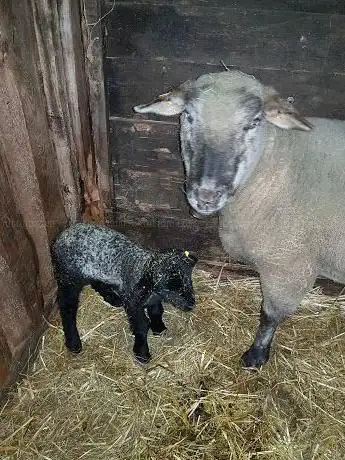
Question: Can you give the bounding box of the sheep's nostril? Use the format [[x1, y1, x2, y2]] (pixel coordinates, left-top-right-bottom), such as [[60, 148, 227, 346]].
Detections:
[[197, 188, 222, 205], [198, 188, 217, 204]]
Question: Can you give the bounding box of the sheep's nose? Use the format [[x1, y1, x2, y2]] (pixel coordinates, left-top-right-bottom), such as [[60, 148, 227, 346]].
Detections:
[[197, 188, 220, 205]]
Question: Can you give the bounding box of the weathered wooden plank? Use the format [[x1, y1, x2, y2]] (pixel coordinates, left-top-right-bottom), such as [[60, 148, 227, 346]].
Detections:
[[109, 117, 220, 246], [0, 61, 57, 302], [0, 0, 66, 398], [30, 0, 81, 223], [105, 0, 345, 15], [106, 4, 345, 73], [3, 1, 68, 243], [112, 218, 222, 254], [82, 0, 111, 212], [0, 0, 98, 397], [111, 118, 182, 207], [0, 241, 34, 358], [0, 154, 40, 348], [0, 328, 11, 387], [106, 58, 345, 120]]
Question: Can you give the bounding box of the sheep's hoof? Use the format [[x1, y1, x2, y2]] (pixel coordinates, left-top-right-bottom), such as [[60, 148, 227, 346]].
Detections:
[[152, 326, 168, 336], [134, 353, 151, 365], [66, 338, 82, 354], [241, 345, 270, 369]]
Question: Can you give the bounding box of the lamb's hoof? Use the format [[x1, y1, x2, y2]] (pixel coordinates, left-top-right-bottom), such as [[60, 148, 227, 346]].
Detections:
[[241, 346, 270, 369], [152, 326, 168, 336], [66, 338, 82, 354], [134, 353, 151, 365]]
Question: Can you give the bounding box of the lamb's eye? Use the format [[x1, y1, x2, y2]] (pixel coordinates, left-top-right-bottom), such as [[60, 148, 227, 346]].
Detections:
[[243, 116, 262, 131], [184, 111, 193, 124]]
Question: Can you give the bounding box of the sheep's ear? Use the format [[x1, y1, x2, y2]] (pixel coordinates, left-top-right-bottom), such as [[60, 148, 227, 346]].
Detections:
[[134, 90, 184, 116], [133, 82, 191, 116], [264, 86, 313, 132]]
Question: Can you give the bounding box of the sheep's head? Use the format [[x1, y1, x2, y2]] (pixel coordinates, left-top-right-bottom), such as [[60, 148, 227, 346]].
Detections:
[[134, 70, 312, 216], [151, 249, 197, 311]]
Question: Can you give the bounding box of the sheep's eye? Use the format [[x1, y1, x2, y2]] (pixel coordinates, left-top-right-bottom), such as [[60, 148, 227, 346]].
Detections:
[[184, 111, 193, 124], [243, 116, 262, 131]]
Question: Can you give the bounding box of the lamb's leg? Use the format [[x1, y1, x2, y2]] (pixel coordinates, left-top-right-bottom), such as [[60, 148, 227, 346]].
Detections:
[[58, 283, 83, 353], [147, 300, 167, 335], [126, 306, 151, 364], [242, 270, 316, 368], [91, 280, 120, 306]]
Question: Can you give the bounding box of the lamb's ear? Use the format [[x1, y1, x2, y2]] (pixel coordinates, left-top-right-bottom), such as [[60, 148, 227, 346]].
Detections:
[[182, 250, 198, 267], [133, 82, 191, 116], [187, 254, 198, 267], [264, 86, 313, 132]]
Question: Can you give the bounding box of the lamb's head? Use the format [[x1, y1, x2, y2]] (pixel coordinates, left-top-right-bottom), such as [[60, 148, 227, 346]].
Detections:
[[150, 249, 197, 311], [134, 70, 312, 216]]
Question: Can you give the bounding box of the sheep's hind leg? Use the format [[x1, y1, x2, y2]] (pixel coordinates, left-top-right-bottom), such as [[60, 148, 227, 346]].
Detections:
[[58, 283, 83, 354], [241, 307, 278, 368], [91, 280, 120, 306]]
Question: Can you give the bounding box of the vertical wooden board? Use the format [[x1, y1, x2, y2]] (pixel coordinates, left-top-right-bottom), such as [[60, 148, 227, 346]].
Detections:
[[82, 0, 111, 207], [0, 328, 11, 386], [29, 0, 81, 224], [0, 154, 43, 325], [0, 0, 92, 396], [59, 0, 91, 163], [0, 66, 56, 301], [5, 1, 69, 241], [0, 249, 34, 358]]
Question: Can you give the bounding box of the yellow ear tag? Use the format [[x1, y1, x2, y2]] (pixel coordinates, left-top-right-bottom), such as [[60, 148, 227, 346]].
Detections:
[[184, 251, 190, 257]]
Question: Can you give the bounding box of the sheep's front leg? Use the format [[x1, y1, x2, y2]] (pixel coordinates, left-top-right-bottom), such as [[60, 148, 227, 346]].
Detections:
[[126, 306, 151, 364], [241, 305, 279, 367], [242, 271, 316, 368], [147, 300, 167, 335]]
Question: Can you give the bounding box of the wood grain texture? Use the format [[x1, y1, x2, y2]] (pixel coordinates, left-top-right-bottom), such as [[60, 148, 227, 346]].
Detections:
[[82, 0, 111, 216], [0, 0, 98, 398], [105, 0, 345, 15], [107, 58, 345, 119], [105, 3, 345, 73], [109, 117, 221, 251], [110, 117, 185, 217]]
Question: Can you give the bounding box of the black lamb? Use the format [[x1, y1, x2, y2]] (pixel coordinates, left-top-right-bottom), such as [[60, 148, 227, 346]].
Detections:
[[52, 223, 197, 363]]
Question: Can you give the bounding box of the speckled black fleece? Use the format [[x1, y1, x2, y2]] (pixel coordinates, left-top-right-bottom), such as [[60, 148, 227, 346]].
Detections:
[[52, 223, 197, 363]]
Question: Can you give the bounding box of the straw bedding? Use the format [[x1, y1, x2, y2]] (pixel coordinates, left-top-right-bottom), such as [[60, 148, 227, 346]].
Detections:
[[1, 270, 345, 459]]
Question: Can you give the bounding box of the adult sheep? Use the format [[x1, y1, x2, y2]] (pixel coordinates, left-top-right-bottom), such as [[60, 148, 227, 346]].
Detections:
[[134, 70, 345, 368]]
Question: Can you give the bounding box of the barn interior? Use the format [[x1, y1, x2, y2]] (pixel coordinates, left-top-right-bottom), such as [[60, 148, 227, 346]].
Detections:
[[1, 0, 345, 458]]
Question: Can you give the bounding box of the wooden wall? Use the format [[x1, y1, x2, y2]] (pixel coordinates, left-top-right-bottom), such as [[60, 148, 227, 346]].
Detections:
[[0, 0, 108, 397], [105, 0, 345, 257]]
